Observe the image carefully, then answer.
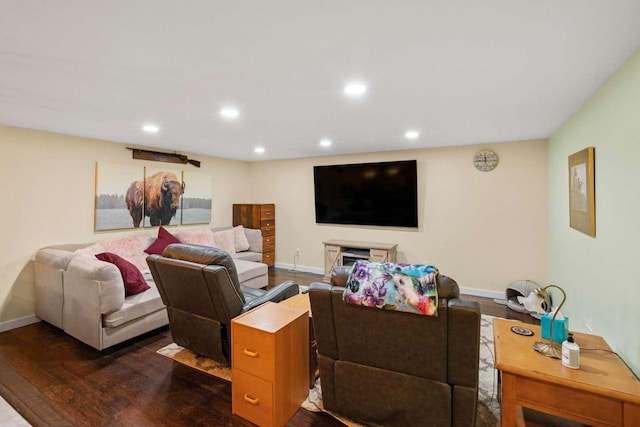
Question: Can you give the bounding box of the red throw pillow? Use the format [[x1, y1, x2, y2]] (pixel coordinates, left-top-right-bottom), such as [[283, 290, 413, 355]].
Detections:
[[144, 226, 181, 255], [95, 252, 150, 296]]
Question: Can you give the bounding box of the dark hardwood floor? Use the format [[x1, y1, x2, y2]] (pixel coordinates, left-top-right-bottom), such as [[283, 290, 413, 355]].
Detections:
[[0, 268, 537, 426]]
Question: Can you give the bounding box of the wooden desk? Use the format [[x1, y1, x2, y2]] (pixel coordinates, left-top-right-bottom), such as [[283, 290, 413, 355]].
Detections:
[[493, 318, 640, 427], [279, 292, 317, 388]]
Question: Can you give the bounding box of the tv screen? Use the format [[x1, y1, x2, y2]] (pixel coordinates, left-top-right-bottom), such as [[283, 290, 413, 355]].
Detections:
[[314, 160, 418, 228]]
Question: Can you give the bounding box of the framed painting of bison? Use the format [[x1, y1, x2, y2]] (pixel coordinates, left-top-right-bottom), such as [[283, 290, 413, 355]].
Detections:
[[95, 162, 145, 231], [95, 163, 209, 231], [138, 167, 185, 228], [181, 170, 212, 225]]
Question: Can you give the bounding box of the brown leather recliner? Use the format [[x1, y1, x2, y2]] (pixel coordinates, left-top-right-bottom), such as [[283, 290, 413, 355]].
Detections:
[[147, 243, 299, 364], [309, 265, 480, 427]]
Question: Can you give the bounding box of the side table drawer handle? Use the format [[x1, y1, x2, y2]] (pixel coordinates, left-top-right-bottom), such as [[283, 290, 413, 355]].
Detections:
[[243, 348, 259, 358], [243, 394, 259, 405]]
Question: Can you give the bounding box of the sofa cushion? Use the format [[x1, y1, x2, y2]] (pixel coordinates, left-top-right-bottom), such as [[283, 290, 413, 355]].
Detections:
[[74, 242, 106, 256], [145, 226, 181, 255], [233, 225, 251, 252], [100, 234, 153, 272], [234, 259, 268, 284], [212, 228, 236, 255], [233, 251, 262, 263], [176, 227, 216, 247], [102, 280, 165, 328], [95, 252, 150, 296]]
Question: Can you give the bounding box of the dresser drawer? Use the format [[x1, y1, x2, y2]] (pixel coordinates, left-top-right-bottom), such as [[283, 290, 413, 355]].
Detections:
[[261, 221, 275, 235], [263, 235, 275, 252], [232, 369, 273, 427], [260, 204, 275, 220], [232, 327, 274, 381], [263, 251, 274, 267]]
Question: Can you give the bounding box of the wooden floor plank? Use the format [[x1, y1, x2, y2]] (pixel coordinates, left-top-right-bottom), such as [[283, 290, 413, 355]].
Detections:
[[0, 268, 536, 426]]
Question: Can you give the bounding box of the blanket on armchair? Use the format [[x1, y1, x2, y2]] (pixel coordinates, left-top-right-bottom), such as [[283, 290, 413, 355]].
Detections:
[[343, 260, 439, 316]]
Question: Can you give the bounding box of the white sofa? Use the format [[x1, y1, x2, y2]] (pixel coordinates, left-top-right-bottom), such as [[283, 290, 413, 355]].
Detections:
[[34, 225, 268, 351]]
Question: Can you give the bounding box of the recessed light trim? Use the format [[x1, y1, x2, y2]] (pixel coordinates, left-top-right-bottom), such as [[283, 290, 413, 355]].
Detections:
[[344, 82, 367, 96], [405, 130, 420, 140], [254, 146, 265, 154], [142, 124, 159, 133], [320, 139, 332, 148], [220, 107, 239, 119]]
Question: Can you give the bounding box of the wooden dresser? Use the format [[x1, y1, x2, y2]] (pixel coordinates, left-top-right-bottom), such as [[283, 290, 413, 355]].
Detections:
[[233, 203, 275, 267], [231, 302, 309, 427]]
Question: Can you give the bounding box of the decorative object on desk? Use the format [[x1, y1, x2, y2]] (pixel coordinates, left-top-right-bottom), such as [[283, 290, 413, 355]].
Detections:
[[569, 147, 595, 237], [541, 310, 569, 343], [520, 284, 567, 359], [510, 326, 534, 336], [562, 333, 580, 369]]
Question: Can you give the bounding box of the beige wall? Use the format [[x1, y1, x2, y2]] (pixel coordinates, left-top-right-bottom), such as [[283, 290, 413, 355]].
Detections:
[[0, 125, 251, 327], [548, 48, 640, 375], [249, 139, 548, 295], [0, 124, 548, 329]]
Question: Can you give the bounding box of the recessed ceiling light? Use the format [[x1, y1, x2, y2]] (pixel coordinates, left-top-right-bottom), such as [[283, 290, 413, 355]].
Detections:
[[220, 108, 239, 119], [320, 139, 332, 148], [405, 130, 420, 140], [254, 146, 265, 154], [142, 124, 159, 133], [344, 82, 367, 96]]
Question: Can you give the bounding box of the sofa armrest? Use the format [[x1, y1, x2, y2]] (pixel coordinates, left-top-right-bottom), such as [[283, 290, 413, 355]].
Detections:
[[35, 248, 78, 329], [65, 255, 126, 315], [62, 255, 127, 350], [243, 228, 263, 253]]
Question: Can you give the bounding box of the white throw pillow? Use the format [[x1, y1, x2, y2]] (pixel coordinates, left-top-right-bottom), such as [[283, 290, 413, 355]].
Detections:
[[212, 229, 236, 255], [233, 225, 250, 252], [99, 234, 154, 272], [175, 228, 217, 247]]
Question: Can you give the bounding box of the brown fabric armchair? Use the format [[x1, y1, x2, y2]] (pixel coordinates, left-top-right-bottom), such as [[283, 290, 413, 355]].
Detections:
[[309, 265, 480, 427], [147, 243, 299, 364]]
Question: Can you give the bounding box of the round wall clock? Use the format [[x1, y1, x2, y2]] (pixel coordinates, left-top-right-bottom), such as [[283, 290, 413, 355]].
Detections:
[[473, 150, 499, 172]]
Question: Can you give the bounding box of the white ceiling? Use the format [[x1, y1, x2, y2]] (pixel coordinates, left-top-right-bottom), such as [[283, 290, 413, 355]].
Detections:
[[1, 1, 639, 162]]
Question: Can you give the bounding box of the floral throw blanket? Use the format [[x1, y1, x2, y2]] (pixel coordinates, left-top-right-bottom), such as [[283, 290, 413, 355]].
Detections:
[[343, 260, 439, 316]]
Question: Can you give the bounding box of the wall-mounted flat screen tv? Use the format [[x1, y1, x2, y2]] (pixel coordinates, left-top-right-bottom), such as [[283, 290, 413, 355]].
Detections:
[[314, 160, 418, 228]]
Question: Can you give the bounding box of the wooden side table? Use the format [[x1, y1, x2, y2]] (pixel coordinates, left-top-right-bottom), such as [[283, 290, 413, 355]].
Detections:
[[493, 318, 640, 426], [279, 292, 317, 388], [231, 302, 308, 427]]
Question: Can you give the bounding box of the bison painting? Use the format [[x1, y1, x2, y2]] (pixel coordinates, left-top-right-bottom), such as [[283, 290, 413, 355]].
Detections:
[[125, 172, 185, 227]]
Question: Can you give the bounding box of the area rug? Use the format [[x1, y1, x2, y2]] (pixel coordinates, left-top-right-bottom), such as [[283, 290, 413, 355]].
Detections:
[[157, 314, 500, 426]]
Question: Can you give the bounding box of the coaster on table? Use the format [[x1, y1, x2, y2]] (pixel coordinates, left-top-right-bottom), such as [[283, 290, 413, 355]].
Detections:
[[510, 326, 534, 336]]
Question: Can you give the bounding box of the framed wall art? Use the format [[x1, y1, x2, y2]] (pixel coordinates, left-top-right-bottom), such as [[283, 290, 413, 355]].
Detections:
[[568, 147, 595, 237], [95, 162, 212, 231], [141, 167, 184, 228], [95, 162, 144, 231], [181, 170, 213, 225]]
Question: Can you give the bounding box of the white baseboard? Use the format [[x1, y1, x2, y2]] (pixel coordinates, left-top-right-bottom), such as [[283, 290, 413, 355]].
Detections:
[[459, 287, 504, 300], [274, 262, 324, 276], [0, 314, 40, 333]]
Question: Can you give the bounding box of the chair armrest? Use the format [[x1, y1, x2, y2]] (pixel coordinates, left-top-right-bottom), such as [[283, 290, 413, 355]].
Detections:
[[242, 280, 299, 311], [447, 298, 481, 387]]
